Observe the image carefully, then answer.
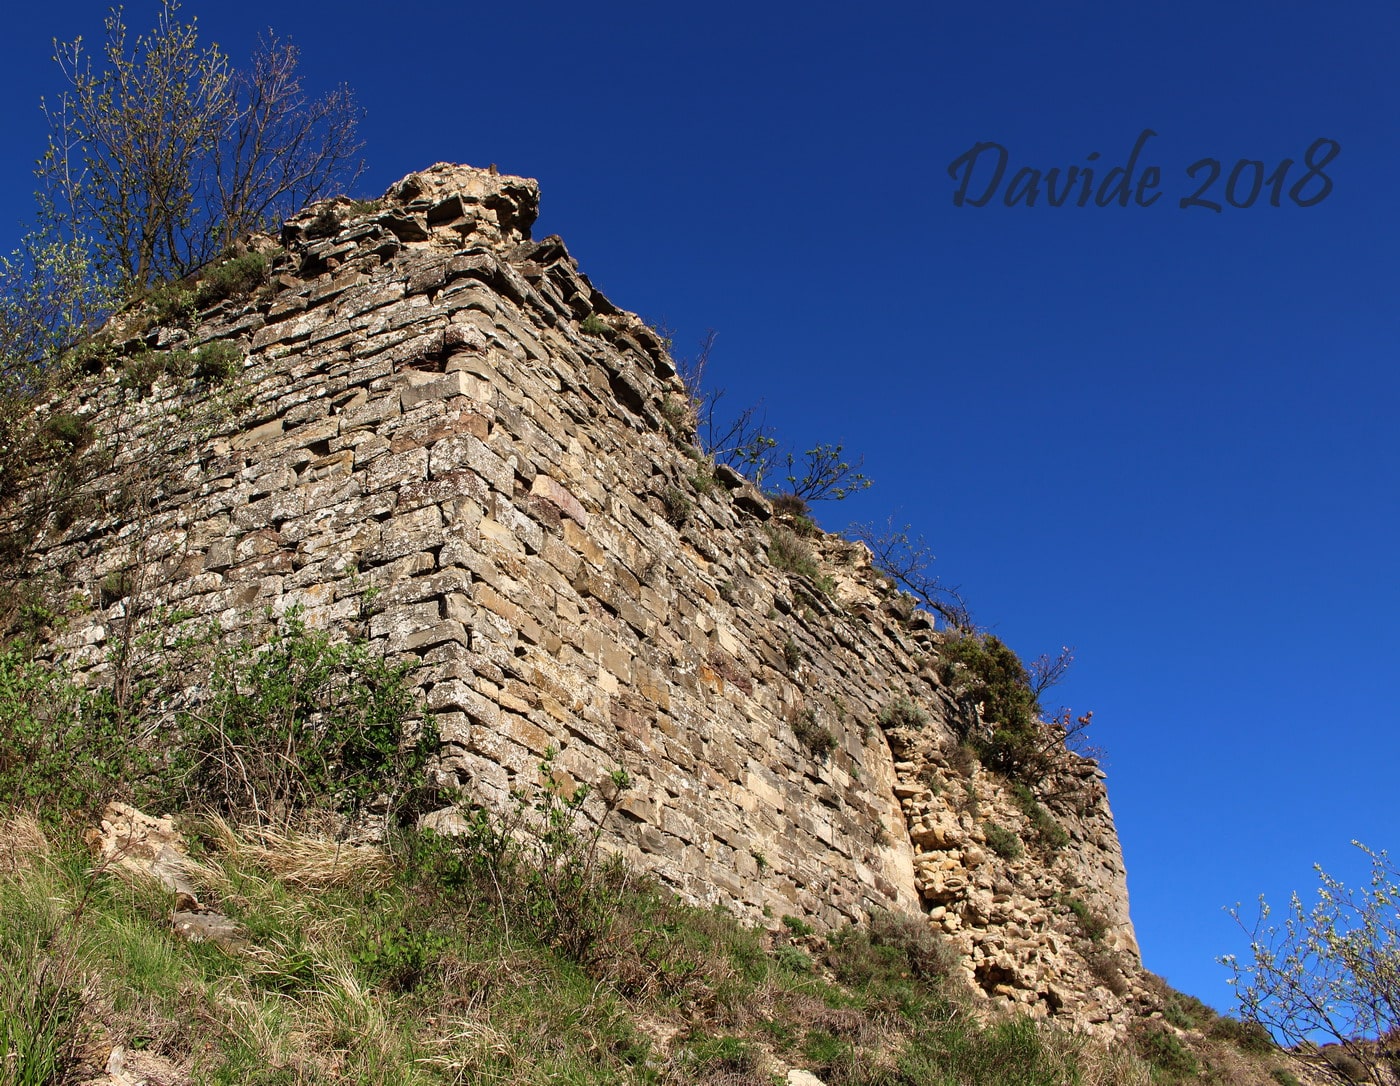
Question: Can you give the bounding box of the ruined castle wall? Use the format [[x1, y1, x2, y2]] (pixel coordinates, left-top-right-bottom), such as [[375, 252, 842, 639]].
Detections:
[[14, 164, 1141, 1030]]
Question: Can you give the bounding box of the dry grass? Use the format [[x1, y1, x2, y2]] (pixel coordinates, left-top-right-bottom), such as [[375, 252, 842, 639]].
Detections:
[[0, 812, 51, 874], [197, 815, 394, 890]]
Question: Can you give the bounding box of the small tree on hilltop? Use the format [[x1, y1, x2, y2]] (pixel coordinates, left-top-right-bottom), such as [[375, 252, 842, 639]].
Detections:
[[1223, 843, 1400, 1084]]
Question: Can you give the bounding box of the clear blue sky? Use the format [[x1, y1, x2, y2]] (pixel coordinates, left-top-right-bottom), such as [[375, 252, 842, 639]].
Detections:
[[3, 1, 1396, 1014]]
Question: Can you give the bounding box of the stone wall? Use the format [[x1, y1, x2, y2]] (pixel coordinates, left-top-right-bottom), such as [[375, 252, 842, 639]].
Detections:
[[10, 164, 1145, 1031]]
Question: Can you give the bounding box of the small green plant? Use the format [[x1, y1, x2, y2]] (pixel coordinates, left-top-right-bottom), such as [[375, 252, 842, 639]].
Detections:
[[774, 943, 813, 973], [580, 313, 608, 335], [1061, 895, 1109, 942], [689, 467, 717, 496], [193, 341, 242, 382], [878, 696, 928, 731], [681, 1033, 758, 1075], [982, 822, 1023, 860], [781, 635, 804, 672], [791, 707, 836, 760], [782, 914, 814, 938]]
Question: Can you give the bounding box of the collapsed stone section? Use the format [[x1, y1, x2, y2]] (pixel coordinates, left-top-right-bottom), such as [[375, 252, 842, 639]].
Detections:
[[13, 163, 1144, 1031]]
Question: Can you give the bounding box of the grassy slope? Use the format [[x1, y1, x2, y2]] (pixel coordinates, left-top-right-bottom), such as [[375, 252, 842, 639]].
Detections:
[[1, 804, 1305, 1086]]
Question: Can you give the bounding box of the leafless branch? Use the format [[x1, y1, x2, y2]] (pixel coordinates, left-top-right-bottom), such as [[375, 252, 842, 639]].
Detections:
[[849, 516, 975, 631]]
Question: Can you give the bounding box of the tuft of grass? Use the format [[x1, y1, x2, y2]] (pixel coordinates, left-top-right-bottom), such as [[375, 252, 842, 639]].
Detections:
[[767, 526, 820, 580], [659, 484, 691, 528]]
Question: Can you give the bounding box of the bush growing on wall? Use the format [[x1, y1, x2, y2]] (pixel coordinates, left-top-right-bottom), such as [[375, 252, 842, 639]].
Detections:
[[176, 609, 430, 823]]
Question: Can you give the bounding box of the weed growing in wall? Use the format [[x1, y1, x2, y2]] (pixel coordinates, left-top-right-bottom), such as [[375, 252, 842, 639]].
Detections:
[[790, 706, 836, 760], [766, 526, 820, 580]]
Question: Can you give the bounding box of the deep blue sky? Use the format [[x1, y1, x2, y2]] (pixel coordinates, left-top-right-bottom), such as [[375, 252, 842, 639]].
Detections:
[[3, 1, 1396, 1013]]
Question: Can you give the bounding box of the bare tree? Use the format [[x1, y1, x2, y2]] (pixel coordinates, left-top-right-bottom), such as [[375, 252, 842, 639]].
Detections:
[[1028, 646, 1075, 700], [42, 2, 233, 286], [1224, 844, 1400, 1084], [677, 330, 780, 480], [213, 32, 365, 248], [0, 227, 116, 390], [848, 517, 974, 631], [679, 331, 870, 500], [40, 2, 363, 290]]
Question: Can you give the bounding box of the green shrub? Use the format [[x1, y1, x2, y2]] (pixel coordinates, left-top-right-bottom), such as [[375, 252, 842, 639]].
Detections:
[[879, 696, 928, 731], [938, 632, 1051, 784], [867, 909, 957, 981], [39, 414, 93, 455], [774, 944, 813, 973], [1061, 895, 1108, 942], [1011, 783, 1070, 850], [580, 314, 608, 335], [194, 252, 268, 307], [0, 648, 143, 824], [120, 351, 171, 395], [175, 609, 430, 822], [982, 822, 1023, 860], [303, 206, 343, 240], [782, 636, 804, 672], [1133, 1025, 1200, 1079], [193, 341, 242, 383], [1085, 946, 1130, 996], [1206, 1016, 1274, 1054], [143, 281, 196, 327], [782, 914, 814, 938], [769, 492, 809, 518], [1321, 1046, 1369, 1082]]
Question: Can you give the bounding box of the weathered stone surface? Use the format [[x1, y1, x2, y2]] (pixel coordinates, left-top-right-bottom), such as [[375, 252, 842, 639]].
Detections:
[[12, 163, 1143, 1033]]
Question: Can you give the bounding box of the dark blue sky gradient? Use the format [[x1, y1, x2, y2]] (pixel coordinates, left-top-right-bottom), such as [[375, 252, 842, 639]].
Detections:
[[1, 0, 1395, 1011]]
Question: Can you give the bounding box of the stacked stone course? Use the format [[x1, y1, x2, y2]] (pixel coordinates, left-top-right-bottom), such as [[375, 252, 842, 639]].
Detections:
[[16, 163, 1144, 1031]]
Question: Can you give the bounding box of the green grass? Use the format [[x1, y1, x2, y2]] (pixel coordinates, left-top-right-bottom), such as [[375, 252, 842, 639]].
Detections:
[[0, 802, 1170, 1086]]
